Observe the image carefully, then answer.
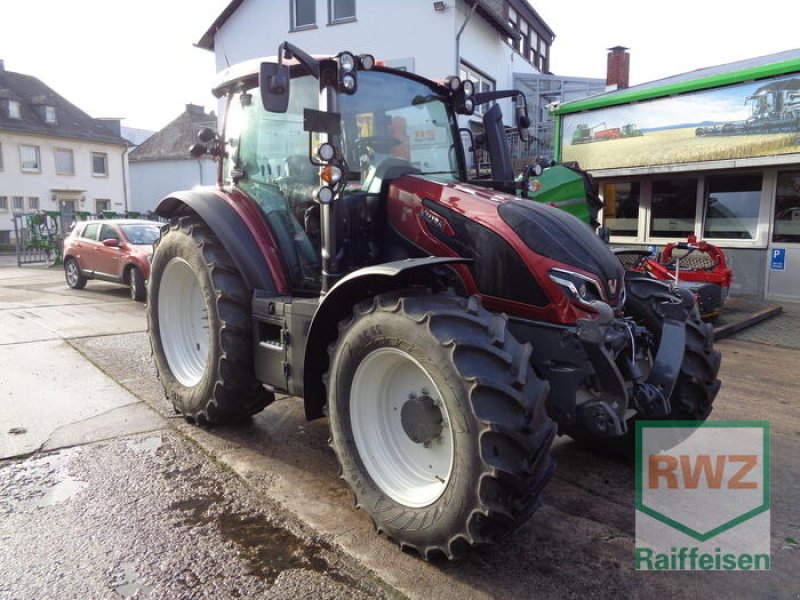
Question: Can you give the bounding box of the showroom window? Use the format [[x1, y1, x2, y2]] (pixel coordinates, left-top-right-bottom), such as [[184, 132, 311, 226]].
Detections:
[[702, 174, 762, 240], [773, 170, 800, 244], [650, 178, 697, 238], [602, 181, 640, 237]]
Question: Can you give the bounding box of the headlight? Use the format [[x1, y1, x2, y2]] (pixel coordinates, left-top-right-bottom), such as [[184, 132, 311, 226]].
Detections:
[[549, 269, 604, 306], [338, 52, 356, 72]]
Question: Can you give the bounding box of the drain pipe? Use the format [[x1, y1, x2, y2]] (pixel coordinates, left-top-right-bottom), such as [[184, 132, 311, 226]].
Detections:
[[455, 0, 479, 74]]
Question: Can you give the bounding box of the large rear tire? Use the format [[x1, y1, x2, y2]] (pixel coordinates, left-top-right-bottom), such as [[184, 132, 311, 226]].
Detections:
[[327, 291, 555, 560], [146, 214, 273, 424]]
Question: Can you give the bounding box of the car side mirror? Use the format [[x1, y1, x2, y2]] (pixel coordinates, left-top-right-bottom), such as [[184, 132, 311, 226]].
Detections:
[[516, 103, 531, 143], [102, 238, 120, 248]]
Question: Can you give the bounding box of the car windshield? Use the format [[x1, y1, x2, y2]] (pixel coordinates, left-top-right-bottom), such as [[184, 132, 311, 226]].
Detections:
[[120, 224, 161, 245], [339, 70, 462, 183]]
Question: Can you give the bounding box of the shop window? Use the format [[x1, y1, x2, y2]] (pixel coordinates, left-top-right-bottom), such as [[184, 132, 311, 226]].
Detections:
[[602, 181, 640, 237], [703, 174, 761, 240], [773, 170, 800, 244], [650, 179, 697, 238]]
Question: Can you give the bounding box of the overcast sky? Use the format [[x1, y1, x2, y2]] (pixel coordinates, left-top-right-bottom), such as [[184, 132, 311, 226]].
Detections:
[[0, 1, 797, 132]]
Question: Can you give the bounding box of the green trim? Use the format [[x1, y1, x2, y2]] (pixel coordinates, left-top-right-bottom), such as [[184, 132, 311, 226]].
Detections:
[[553, 117, 562, 161], [635, 421, 770, 542], [553, 58, 800, 115]]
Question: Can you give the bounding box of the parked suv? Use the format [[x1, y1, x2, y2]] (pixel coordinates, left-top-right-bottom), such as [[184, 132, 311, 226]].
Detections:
[[63, 219, 162, 301]]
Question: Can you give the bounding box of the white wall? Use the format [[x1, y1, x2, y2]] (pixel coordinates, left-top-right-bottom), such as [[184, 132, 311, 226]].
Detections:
[[129, 158, 216, 213], [211, 0, 543, 126], [0, 131, 127, 235]]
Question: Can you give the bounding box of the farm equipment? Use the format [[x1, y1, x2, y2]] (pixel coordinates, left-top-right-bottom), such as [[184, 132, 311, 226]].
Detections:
[[572, 122, 642, 144], [695, 78, 800, 136], [614, 236, 733, 318], [517, 160, 603, 227], [13, 210, 63, 266], [146, 42, 721, 559]]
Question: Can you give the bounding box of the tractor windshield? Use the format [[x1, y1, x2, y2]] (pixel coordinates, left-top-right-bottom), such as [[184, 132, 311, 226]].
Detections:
[[338, 70, 463, 184]]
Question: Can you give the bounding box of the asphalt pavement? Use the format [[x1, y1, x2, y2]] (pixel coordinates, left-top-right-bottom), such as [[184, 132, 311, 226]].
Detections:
[[1, 263, 798, 599]]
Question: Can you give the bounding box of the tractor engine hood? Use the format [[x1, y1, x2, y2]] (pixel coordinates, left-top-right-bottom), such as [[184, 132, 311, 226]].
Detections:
[[386, 176, 625, 315], [497, 198, 625, 303]]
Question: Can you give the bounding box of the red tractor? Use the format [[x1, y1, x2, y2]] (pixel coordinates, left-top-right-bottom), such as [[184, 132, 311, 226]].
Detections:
[[146, 43, 721, 559]]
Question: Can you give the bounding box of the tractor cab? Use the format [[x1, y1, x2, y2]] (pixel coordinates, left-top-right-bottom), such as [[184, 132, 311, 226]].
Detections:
[[212, 45, 470, 294]]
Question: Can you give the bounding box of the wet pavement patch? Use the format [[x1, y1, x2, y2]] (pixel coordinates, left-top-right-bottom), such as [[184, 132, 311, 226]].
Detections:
[[0, 447, 86, 512], [169, 488, 346, 585]]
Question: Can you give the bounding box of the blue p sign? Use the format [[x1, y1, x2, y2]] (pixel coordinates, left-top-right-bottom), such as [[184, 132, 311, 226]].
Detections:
[[771, 248, 786, 271]]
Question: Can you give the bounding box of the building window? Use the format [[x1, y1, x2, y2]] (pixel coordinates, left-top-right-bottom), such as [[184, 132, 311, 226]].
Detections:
[[12, 196, 24, 212], [703, 174, 762, 240], [291, 0, 315, 29], [0, 197, 7, 212], [329, 0, 355, 23], [92, 152, 108, 176], [459, 62, 495, 115], [773, 170, 800, 244], [20, 144, 41, 172], [602, 181, 640, 237], [8, 100, 21, 119], [44, 106, 57, 124], [96, 199, 111, 214], [28, 197, 40, 210], [55, 148, 75, 175], [650, 179, 697, 238]]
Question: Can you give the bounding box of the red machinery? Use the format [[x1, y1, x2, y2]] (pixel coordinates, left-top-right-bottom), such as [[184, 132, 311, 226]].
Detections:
[[615, 235, 733, 317]]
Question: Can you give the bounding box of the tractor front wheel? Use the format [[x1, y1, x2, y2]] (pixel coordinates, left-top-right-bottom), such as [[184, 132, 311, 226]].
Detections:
[[146, 214, 273, 424], [327, 291, 555, 559]]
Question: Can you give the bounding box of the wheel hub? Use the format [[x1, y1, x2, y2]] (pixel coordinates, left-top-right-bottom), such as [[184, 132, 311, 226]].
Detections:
[[400, 394, 443, 445]]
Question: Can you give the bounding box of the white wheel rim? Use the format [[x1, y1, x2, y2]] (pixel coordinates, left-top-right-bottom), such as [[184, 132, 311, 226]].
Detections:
[[158, 258, 209, 387], [66, 262, 79, 286], [350, 348, 454, 507]]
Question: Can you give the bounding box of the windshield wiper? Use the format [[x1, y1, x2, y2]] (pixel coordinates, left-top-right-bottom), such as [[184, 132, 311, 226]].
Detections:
[[412, 94, 444, 106]]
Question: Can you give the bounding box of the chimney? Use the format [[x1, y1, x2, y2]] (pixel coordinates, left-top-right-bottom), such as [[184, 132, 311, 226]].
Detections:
[[606, 46, 630, 90], [186, 103, 204, 116]]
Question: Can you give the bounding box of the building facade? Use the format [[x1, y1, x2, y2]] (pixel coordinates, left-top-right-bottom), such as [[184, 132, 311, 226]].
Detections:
[[128, 104, 216, 214], [197, 0, 555, 132], [553, 49, 800, 301], [0, 60, 129, 244]]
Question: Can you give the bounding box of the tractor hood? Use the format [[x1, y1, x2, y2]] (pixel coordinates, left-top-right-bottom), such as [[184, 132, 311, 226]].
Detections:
[[497, 198, 624, 301]]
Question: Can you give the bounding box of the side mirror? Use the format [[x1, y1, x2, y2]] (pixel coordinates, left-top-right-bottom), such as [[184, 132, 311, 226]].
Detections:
[[516, 103, 531, 143], [102, 238, 120, 248], [260, 62, 291, 113]]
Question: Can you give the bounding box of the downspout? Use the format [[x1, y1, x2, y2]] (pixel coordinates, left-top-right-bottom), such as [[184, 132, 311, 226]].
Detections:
[[455, 0, 479, 75], [120, 145, 129, 214]]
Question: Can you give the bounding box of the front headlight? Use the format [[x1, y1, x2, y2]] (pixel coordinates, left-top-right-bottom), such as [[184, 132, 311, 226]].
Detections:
[[549, 268, 604, 306]]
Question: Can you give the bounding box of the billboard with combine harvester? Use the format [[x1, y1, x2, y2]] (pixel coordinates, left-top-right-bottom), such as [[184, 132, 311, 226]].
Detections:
[[561, 72, 800, 170]]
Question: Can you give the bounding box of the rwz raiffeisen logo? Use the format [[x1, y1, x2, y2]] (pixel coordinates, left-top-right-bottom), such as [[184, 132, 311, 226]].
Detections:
[[635, 421, 770, 571]]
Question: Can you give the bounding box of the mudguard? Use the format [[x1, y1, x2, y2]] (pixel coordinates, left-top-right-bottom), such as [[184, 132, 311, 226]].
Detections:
[[156, 189, 277, 293], [302, 257, 470, 419]]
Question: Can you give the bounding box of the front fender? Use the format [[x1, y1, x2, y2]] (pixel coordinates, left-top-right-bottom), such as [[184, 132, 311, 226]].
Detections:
[[302, 257, 470, 420], [156, 188, 279, 293]]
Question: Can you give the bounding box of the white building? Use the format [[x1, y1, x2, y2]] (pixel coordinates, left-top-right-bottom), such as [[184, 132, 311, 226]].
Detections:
[[0, 60, 129, 245], [196, 0, 556, 132], [128, 104, 216, 214]]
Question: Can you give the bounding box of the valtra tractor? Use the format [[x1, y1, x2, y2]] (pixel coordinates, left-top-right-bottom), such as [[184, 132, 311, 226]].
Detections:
[[146, 43, 721, 559]]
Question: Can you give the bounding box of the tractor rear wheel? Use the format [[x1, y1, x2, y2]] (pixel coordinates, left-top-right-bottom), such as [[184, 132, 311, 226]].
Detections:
[[326, 291, 555, 560], [146, 214, 273, 424]]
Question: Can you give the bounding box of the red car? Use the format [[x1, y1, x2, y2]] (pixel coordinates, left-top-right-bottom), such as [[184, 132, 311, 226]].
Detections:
[[63, 219, 162, 301]]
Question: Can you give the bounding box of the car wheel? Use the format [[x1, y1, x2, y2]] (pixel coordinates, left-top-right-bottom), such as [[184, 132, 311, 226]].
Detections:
[[64, 258, 87, 290], [129, 266, 146, 302]]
